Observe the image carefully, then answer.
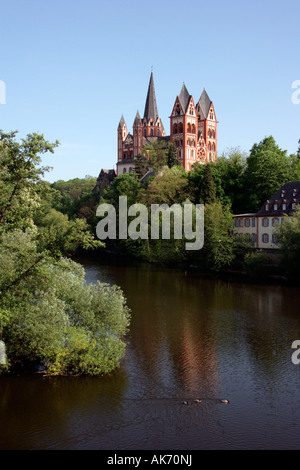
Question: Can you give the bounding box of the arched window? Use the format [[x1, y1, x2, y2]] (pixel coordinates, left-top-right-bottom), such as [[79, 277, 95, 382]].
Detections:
[[123, 168, 127, 173], [187, 123, 191, 133], [150, 128, 153, 136], [191, 124, 196, 134], [212, 143, 215, 151], [178, 122, 183, 133], [208, 142, 211, 151], [157, 128, 160, 137], [173, 123, 177, 134], [208, 129, 211, 138]]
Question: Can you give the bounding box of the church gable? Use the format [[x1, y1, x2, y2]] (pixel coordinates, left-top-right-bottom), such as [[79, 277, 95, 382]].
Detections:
[[116, 74, 218, 175]]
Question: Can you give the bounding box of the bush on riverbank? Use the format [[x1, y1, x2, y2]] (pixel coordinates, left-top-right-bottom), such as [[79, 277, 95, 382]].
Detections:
[[0, 131, 131, 376]]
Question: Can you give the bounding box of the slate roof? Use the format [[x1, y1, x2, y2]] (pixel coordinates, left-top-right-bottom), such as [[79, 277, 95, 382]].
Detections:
[[134, 111, 141, 125], [118, 115, 126, 128], [178, 83, 192, 113], [198, 89, 212, 119], [143, 71, 159, 122], [256, 181, 300, 216]]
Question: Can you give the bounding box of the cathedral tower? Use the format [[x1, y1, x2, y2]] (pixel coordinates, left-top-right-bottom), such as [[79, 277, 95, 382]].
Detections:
[[196, 89, 217, 163], [170, 84, 198, 171]]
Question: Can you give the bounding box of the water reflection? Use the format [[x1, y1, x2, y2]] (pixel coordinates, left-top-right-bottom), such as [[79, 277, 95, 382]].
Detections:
[[1, 258, 300, 449]]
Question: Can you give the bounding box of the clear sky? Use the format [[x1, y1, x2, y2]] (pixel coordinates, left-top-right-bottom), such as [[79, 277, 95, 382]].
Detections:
[[1, 0, 299, 183]]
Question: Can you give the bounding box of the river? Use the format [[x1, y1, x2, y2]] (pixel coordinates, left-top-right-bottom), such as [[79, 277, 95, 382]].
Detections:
[[1, 256, 300, 450]]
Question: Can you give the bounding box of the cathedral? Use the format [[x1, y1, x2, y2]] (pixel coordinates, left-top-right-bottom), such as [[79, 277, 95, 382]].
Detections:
[[117, 71, 218, 175]]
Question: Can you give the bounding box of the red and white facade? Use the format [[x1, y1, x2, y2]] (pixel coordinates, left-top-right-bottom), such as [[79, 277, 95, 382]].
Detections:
[[117, 73, 218, 175]]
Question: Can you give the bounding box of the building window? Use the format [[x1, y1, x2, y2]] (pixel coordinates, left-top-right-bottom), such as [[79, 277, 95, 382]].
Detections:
[[262, 233, 269, 243], [272, 217, 279, 226], [262, 218, 269, 227], [240, 218, 244, 227], [282, 202, 287, 211], [245, 218, 251, 227], [157, 129, 160, 137], [265, 203, 269, 211], [272, 234, 278, 244], [251, 233, 257, 242], [252, 218, 256, 227], [235, 218, 240, 227]]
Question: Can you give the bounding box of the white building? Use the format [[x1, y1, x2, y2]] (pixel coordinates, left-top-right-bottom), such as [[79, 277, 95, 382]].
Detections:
[[233, 181, 300, 249]]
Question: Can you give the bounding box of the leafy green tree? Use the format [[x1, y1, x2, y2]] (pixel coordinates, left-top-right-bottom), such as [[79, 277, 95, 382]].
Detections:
[[0, 131, 59, 230], [100, 172, 141, 208], [243, 136, 292, 212], [0, 234, 130, 375], [202, 164, 216, 204], [189, 202, 234, 272], [138, 166, 188, 206], [211, 148, 247, 213], [0, 131, 130, 375], [274, 207, 300, 279], [51, 176, 97, 219], [167, 143, 180, 168]]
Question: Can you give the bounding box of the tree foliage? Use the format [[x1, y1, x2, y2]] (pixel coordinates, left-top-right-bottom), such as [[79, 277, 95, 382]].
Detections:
[[274, 207, 300, 278], [0, 131, 130, 375]]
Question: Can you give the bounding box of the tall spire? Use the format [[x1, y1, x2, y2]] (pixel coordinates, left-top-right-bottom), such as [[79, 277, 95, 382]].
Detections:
[[178, 83, 192, 113], [143, 71, 159, 122]]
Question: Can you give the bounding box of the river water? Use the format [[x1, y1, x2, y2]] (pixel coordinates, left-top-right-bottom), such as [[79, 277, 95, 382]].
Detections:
[[1, 257, 300, 450]]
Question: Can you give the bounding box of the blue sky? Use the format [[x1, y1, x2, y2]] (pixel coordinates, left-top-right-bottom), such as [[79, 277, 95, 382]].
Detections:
[[1, 0, 299, 183]]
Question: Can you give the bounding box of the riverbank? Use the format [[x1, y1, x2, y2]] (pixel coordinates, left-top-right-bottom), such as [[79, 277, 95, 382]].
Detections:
[[75, 246, 297, 287]]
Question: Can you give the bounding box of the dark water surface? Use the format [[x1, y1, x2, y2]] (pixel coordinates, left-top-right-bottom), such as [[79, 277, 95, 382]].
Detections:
[[1, 257, 300, 450]]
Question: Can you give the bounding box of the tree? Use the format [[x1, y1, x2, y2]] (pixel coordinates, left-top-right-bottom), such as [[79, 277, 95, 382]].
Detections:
[[138, 166, 188, 206], [211, 148, 247, 213], [274, 207, 300, 279], [188, 201, 234, 272], [167, 143, 180, 168], [0, 131, 59, 230], [0, 131, 130, 375], [202, 164, 216, 204], [243, 136, 292, 212], [0, 236, 130, 375]]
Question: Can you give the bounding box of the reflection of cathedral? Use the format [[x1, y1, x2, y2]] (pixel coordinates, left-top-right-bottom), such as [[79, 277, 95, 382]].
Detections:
[[117, 71, 218, 175]]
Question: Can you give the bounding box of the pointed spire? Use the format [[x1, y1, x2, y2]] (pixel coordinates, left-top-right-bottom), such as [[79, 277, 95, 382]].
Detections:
[[118, 115, 126, 129], [178, 83, 192, 113], [133, 110, 141, 126], [143, 71, 159, 122], [198, 89, 212, 118]]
